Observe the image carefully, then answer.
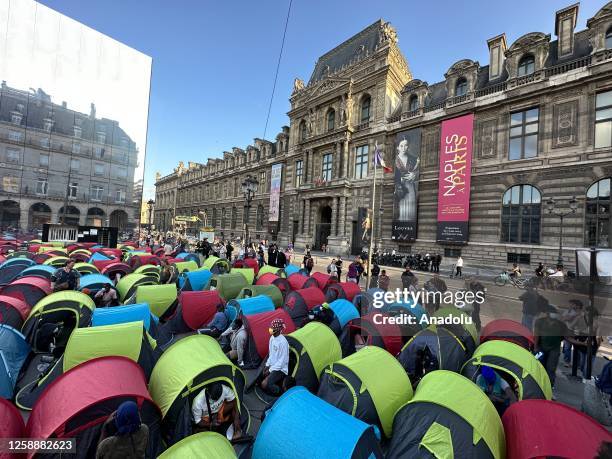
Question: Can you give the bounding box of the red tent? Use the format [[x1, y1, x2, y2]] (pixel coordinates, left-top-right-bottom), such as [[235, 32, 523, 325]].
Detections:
[[0, 294, 31, 328], [348, 312, 403, 356], [239, 257, 260, 276], [287, 273, 318, 291], [100, 261, 132, 279], [503, 400, 612, 459], [100, 248, 123, 259], [480, 319, 535, 351], [32, 253, 53, 264], [129, 254, 161, 268], [325, 281, 362, 303], [256, 273, 290, 298], [283, 287, 326, 326], [179, 290, 224, 330], [26, 356, 162, 459], [243, 309, 296, 367], [0, 397, 25, 445], [2, 276, 51, 307], [310, 272, 337, 291]]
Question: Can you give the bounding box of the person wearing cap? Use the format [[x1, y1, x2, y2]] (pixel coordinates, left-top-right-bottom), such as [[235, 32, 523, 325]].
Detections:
[[51, 259, 81, 292], [476, 366, 517, 415], [94, 283, 119, 307], [534, 308, 569, 387], [96, 401, 149, 459], [261, 318, 289, 395]]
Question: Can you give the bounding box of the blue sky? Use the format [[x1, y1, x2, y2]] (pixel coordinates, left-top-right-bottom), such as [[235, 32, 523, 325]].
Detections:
[[39, 0, 605, 199]]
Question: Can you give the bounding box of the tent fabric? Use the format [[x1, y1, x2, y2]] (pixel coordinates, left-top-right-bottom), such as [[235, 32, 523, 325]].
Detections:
[[502, 399, 612, 459], [92, 303, 154, 331], [325, 282, 362, 302], [283, 264, 300, 277], [135, 284, 178, 318], [288, 322, 342, 382], [320, 346, 412, 437], [1, 276, 51, 307], [88, 251, 112, 263], [257, 264, 285, 279], [99, 261, 132, 279], [407, 370, 505, 459], [287, 273, 318, 291], [207, 273, 249, 301], [178, 269, 212, 291], [116, 273, 157, 302], [73, 262, 99, 275], [237, 257, 259, 276], [310, 271, 337, 291], [350, 312, 403, 356], [0, 263, 31, 286], [149, 335, 244, 418], [0, 324, 30, 398], [43, 256, 70, 267], [229, 296, 275, 316], [255, 273, 290, 298], [252, 386, 383, 459], [244, 309, 296, 365], [26, 356, 160, 457], [202, 256, 230, 274], [328, 299, 360, 329], [433, 307, 479, 345], [231, 268, 255, 285], [18, 265, 56, 280], [480, 319, 535, 350], [179, 291, 224, 330], [0, 294, 30, 327], [236, 284, 283, 308], [158, 432, 237, 459], [134, 264, 161, 280], [0, 258, 35, 269], [78, 274, 115, 292], [0, 396, 25, 439], [27, 290, 95, 320], [462, 340, 552, 400]]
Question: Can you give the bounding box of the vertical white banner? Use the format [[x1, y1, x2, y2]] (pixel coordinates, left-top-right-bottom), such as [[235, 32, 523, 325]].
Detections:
[[269, 163, 282, 222]]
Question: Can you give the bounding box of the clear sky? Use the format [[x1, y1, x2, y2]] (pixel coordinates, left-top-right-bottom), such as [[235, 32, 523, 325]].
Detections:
[[38, 0, 606, 199]]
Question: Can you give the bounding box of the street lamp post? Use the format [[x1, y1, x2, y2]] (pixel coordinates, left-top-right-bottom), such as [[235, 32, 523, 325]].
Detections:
[[242, 175, 258, 246], [147, 199, 154, 233], [546, 196, 578, 269]]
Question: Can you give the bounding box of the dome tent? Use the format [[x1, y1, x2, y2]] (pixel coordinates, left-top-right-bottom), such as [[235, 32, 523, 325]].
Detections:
[[134, 264, 161, 282], [286, 322, 342, 391], [99, 261, 132, 280], [325, 281, 362, 303], [26, 357, 162, 459], [387, 370, 505, 459], [231, 267, 255, 285], [253, 386, 383, 459], [345, 312, 403, 357], [202, 255, 230, 274], [43, 256, 70, 267], [116, 273, 157, 302], [205, 272, 249, 301], [92, 303, 159, 337], [172, 260, 199, 274], [2, 276, 51, 307], [135, 284, 179, 321], [432, 307, 479, 355], [158, 432, 237, 459], [287, 273, 318, 291], [72, 262, 99, 275], [310, 271, 337, 291], [18, 264, 56, 280], [0, 324, 30, 398], [178, 269, 212, 291], [326, 299, 360, 335], [353, 288, 392, 315], [242, 309, 296, 369], [229, 295, 275, 316], [317, 346, 413, 438], [1, 397, 25, 445], [283, 287, 326, 327], [234, 257, 259, 276], [256, 264, 285, 279], [256, 273, 291, 298], [236, 284, 283, 308], [480, 319, 535, 351], [77, 273, 116, 294], [462, 340, 552, 400], [148, 335, 248, 446], [503, 399, 612, 459], [0, 258, 34, 285], [0, 294, 30, 328]]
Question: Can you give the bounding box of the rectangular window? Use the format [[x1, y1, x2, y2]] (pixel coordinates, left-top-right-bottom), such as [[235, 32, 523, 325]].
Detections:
[[355, 145, 369, 179], [259, 171, 266, 192], [116, 167, 127, 179], [36, 179, 48, 195], [507, 252, 531, 264], [595, 91, 612, 149], [40, 137, 50, 149], [91, 185, 104, 201], [322, 153, 333, 181], [73, 126, 82, 138], [39, 154, 49, 167], [43, 120, 53, 132], [96, 132, 106, 144], [68, 182, 78, 198], [3, 176, 19, 193], [6, 148, 20, 163], [295, 160, 303, 187], [115, 189, 126, 203], [8, 130, 22, 142], [70, 158, 80, 171], [10, 113, 22, 125], [94, 146, 105, 158], [509, 108, 539, 160], [72, 143, 81, 154], [94, 164, 105, 176], [444, 248, 462, 258]]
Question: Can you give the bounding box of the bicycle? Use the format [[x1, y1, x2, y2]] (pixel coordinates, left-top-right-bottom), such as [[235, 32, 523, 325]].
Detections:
[[494, 271, 526, 288]]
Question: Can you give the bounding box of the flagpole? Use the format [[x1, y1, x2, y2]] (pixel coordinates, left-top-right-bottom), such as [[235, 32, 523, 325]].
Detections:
[[366, 146, 378, 290]]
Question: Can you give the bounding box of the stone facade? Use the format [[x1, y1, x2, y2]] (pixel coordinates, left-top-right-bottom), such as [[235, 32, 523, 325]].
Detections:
[[156, 4, 612, 268]]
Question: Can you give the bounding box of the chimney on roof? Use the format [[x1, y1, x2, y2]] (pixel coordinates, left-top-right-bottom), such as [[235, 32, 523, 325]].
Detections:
[[61, 101, 67, 108], [90, 102, 96, 119], [487, 33, 507, 80], [555, 3, 579, 58]]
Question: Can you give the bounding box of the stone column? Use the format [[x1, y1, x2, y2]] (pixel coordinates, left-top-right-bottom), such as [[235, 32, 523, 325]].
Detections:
[[334, 142, 343, 180], [304, 199, 311, 234], [303, 151, 309, 183], [331, 196, 339, 235], [308, 150, 314, 183], [342, 140, 349, 178], [338, 196, 346, 237], [300, 199, 305, 233]]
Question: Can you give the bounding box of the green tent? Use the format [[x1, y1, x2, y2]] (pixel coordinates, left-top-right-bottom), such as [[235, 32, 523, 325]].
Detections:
[[230, 267, 255, 285], [287, 322, 342, 391], [202, 256, 230, 274], [158, 432, 237, 459], [134, 264, 161, 282], [206, 273, 249, 301], [135, 284, 178, 319], [387, 370, 505, 459], [432, 307, 479, 353], [257, 264, 285, 279], [116, 273, 157, 302], [173, 260, 198, 274], [317, 346, 413, 437], [42, 256, 70, 267], [236, 284, 283, 308], [73, 262, 100, 275], [462, 340, 552, 400]]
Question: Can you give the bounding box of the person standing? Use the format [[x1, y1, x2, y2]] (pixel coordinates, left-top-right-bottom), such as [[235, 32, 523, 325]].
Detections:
[[378, 269, 390, 291], [327, 258, 338, 279], [304, 254, 314, 275], [519, 287, 541, 331], [261, 318, 289, 395], [226, 240, 234, 261], [335, 257, 343, 280], [369, 262, 380, 289], [455, 256, 464, 278], [401, 266, 416, 290], [534, 310, 568, 388], [51, 260, 81, 292], [347, 258, 361, 283]]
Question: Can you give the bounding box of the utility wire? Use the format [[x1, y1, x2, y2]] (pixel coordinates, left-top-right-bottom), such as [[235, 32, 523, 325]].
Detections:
[[262, 0, 293, 141]]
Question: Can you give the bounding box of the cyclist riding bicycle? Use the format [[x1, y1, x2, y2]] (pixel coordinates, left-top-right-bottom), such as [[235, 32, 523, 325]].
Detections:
[[509, 263, 522, 278]]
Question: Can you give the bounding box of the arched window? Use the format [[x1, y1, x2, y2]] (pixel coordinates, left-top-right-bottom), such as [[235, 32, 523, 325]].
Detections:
[[231, 206, 237, 229], [501, 184, 541, 243], [455, 78, 467, 97], [517, 54, 535, 76], [606, 27, 612, 49], [360, 95, 371, 122], [299, 120, 307, 141], [327, 109, 335, 131], [585, 177, 611, 247], [408, 94, 419, 112], [256, 204, 264, 230]]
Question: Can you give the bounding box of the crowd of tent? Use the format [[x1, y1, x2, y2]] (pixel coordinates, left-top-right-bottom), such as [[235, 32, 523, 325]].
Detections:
[[0, 236, 610, 458]]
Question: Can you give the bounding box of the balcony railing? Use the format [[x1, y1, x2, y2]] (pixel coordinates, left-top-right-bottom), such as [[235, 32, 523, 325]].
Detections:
[[475, 81, 507, 98], [544, 55, 592, 77], [354, 120, 370, 131]]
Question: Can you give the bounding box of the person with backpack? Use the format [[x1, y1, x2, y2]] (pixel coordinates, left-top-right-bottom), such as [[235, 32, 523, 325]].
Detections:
[[304, 255, 314, 275], [327, 258, 338, 278], [369, 262, 380, 289]]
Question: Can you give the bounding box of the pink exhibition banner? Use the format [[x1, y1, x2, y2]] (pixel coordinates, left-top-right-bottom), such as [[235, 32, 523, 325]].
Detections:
[[436, 113, 474, 243]]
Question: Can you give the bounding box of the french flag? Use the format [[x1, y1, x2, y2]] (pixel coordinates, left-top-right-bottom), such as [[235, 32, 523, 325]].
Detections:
[[374, 144, 392, 173]]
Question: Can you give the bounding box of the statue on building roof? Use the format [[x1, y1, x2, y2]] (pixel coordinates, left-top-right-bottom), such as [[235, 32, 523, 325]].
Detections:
[[155, 172, 161, 181], [379, 21, 398, 45], [292, 77, 305, 93]]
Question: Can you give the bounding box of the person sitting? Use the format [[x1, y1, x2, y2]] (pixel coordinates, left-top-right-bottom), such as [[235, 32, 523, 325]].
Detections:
[[476, 366, 517, 415], [221, 318, 247, 367], [261, 318, 289, 396], [191, 382, 242, 440], [51, 260, 81, 292], [96, 401, 149, 459], [197, 304, 229, 338], [94, 283, 119, 307]]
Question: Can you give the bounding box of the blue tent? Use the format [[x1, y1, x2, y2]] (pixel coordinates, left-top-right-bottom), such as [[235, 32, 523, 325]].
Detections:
[[176, 252, 201, 266], [78, 274, 115, 292], [382, 299, 426, 321], [0, 324, 30, 398], [353, 288, 390, 315], [88, 251, 112, 263], [0, 257, 36, 269], [92, 303, 158, 332], [284, 264, 300, 277], [228, 296, 274, 316], [252, 386, 382, 459], [19, 265, 56, 280], [328, 299, 360, 329], [178, 270, 212, 291]]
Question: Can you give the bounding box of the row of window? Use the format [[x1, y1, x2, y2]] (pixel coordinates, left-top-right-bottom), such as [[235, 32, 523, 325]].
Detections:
[[298, 95, 372, 141], [174, 171, 270, 206], [5, 129, 130, 154], [191, 205, 266, 230], [1, 176, 126, 202]]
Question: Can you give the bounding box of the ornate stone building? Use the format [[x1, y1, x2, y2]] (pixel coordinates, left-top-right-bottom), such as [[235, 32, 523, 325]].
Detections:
[[156, 3, 612, 267]]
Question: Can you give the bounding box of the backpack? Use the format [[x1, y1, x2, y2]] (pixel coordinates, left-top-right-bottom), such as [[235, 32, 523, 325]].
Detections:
[[306, 258, 314, 269]]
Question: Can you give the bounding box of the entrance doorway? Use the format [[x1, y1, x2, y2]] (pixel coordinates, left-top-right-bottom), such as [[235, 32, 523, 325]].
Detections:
[[315, 205, 332, 250]]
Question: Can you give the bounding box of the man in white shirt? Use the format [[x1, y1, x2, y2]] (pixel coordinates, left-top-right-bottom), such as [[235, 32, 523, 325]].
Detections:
[[261, 318, 289, 396], [191, 382, 242, 439], [549, 267, 564, 277], [455, 256, 464, 278]]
